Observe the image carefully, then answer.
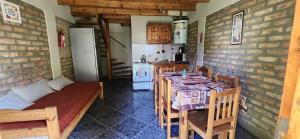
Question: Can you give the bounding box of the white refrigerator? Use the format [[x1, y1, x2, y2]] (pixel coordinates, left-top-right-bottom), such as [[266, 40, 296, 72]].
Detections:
[[70, 28, 100, 82]]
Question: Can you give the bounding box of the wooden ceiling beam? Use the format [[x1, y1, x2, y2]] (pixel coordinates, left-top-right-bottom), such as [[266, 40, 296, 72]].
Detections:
[[106, 19, 130, 24], [58, 0, 201, 11], [58, 0, 209, 5], [71, 6, 168, 16], [103, 15, 131, 20]]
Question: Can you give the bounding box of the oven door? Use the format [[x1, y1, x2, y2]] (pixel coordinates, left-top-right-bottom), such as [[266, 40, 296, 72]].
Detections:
[[133, 68, 150, 82]]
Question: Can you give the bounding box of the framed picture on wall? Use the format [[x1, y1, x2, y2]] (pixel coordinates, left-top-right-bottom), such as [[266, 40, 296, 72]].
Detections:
[[1, 0, 22, 24], [231, 11, 244, 45]]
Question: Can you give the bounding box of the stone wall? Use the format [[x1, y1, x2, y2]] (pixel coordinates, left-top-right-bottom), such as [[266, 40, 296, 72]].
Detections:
[[0, 0, 51, 94], [203, 0, 295, 138], [186, 21, 198, 64], [56, 17, 74, 80]]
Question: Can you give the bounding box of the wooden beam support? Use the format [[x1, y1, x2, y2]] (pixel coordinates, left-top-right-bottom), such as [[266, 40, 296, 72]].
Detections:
[[58, 0, 209, 5], [103, 14, 130, 20], [106, 19, 130, 24], [58, 0, 206, 11], [71, 6, 168, 16]]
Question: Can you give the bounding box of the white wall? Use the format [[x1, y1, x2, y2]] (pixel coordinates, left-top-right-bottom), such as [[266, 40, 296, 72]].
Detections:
[[109, 23, 132, 66], [188, 0, 240, 66], [22, 0, 75, 78], [131, 16, 180, 63]]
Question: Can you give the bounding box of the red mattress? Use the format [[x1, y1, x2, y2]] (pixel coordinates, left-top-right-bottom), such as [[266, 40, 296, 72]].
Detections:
[[0, 82, 100, 133]]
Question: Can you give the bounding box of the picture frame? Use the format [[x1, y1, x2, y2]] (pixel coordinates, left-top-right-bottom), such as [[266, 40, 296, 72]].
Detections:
[[231, 11, 244, 45], [1, 0, 22, 24]]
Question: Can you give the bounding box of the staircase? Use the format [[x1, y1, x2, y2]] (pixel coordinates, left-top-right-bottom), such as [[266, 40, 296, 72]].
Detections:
[[111, 58, 132, 79], [97, 31, 132, 79], [76, 15, 132, 80]]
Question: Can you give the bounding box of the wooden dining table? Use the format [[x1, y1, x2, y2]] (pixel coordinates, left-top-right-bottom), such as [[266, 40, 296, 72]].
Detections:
[[163, 72, 230, 139]]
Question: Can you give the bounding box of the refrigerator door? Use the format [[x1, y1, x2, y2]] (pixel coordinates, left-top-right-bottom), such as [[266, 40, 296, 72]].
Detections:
[[70, 28, 99, 82]]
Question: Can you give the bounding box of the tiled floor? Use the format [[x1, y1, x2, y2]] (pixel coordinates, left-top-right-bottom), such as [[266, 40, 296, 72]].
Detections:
[[69, 79, 258, 139]]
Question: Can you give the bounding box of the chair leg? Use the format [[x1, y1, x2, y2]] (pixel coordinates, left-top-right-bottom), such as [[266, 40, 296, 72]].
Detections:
[[218, 131, 227, 139], [190, 129, 195, 139], [159, 103, 164, 128], [167, 116, 171, 139], [229, 129, 235, 139], [154, 90, 157, 115]]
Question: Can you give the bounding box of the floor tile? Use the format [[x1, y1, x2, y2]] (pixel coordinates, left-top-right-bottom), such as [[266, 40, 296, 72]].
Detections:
[[68, 79, 258, 139], [117, 101, 144, 115], [69, 116, 107, 139], [130, 107, 156, 123], [98, 110, 128, 127], [95, 130, 128, 139], [113, 117, 148, 138], [134, 125, 166, 139]]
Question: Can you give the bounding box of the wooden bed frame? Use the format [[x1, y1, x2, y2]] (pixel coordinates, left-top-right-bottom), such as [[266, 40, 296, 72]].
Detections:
[[0, 82, 104, 139]]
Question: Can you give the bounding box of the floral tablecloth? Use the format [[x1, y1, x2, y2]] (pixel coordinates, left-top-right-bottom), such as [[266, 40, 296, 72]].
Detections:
[[163, 72, 229, 111]]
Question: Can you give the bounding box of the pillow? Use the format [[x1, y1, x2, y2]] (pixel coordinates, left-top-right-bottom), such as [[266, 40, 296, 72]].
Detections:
[[12, 79, 53, 102], [0, 91, 33, 110], [47, 76, 74, 91]]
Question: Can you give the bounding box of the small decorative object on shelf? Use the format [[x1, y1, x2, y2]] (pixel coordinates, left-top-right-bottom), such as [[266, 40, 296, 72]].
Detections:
[[146, 23, 172, 44]]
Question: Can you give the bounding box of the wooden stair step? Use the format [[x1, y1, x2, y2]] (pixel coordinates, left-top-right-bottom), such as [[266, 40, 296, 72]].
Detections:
[[112, 75, 132, 79], [112, 62, 125, 66], [112, 70, 132, 74], [112, 66, 132, 70], [111, 58, 117, 62]]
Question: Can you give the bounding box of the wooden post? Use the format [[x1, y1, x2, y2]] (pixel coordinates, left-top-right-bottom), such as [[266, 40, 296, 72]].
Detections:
[[287, 69, 300, 139], [277, 0, 300, 138], [99, 82, 104, 99], [105, 22, 112, 80], [97, 14, 112, 80], [44, 107, 60, 139]]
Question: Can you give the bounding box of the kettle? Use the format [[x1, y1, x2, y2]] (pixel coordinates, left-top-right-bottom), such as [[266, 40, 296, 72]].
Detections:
[[141, 55, 147, 63]]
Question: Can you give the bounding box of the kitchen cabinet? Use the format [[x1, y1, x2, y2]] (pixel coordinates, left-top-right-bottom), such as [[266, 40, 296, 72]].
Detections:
[[146, 23, 172, 44]]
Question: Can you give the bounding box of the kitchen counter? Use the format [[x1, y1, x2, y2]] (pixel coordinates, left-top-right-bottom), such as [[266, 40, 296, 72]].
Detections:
[[149, 61, 189, 65]]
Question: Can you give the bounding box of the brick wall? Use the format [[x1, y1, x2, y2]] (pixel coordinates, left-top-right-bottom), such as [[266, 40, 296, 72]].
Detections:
[[204, 0, 295, 138], [186, 21, 198, 64], [56, 17, 74, 80], [0, 0, 51, 94]]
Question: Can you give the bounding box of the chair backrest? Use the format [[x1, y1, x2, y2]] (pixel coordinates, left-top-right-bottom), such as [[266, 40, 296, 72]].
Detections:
[[155, 66, 160, 84], [155, 66, 175, 88], [159, 67, 175, 112], [161, 77, 172, 111], [206, 87, 241, 138], [196, 65, 213, 79], [215, 74, 240, 88], [161, 66, 176, 73]]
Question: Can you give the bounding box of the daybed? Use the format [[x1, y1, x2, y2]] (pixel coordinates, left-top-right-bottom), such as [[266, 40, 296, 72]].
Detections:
[[0, 81, 104, 139]]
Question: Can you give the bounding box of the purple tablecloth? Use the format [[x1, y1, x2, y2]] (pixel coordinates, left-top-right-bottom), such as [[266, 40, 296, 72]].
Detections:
[[163, 72, 229, 111]]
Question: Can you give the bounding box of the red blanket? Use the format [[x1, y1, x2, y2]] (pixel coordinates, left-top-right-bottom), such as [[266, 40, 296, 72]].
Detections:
[[0, 82, 100, 133]]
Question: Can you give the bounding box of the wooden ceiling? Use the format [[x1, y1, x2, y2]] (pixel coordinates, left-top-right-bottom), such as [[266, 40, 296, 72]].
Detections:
[[57, 0, 209, 25]]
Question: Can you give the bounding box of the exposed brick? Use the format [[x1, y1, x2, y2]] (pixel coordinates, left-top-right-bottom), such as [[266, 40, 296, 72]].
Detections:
[[56, 17, 74, 80], [203, 0, 294, 138], [0, 0, 51, 94], [0, 39, 15, 45]]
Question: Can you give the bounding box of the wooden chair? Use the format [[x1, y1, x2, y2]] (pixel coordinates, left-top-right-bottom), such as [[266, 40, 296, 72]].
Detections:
[[160, 77, 179, 139], [196, 65, 213, 79], [154, 66, 175, 115], [188, 87, 241, 139], [215, 74, 240, 88]]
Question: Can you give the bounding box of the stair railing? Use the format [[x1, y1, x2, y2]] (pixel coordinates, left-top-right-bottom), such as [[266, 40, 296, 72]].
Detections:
[[110, 36, 126, 48]]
